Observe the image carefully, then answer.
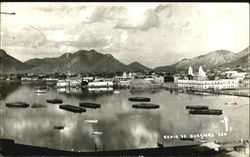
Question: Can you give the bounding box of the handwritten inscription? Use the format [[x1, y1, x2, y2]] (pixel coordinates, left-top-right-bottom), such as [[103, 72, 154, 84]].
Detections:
[[163, 132, 227, 139]]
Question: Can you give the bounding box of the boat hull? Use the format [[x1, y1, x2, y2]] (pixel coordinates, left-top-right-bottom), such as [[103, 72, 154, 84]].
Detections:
[[47, 99, 63, 104], [59, 105, 86, 113], [132, 103, 159, 109], [6, 102, 29, 108], [128, 97, 151, 102], [79, 103, 101, 109], [189, 109, 222, 115]]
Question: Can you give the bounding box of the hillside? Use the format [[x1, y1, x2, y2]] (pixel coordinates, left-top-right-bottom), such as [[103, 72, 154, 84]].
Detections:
[[154, 47, 249, 72], [128, 62, 151, 72], [0, 49, 31, 74], [25, 50, 133, 73]]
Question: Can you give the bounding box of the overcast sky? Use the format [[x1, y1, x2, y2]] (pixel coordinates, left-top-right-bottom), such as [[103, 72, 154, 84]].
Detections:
[[1, 2, 249, 68]]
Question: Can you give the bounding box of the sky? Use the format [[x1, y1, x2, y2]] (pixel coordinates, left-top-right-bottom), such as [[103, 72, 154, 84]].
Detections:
[[0, 2, 249, 68]]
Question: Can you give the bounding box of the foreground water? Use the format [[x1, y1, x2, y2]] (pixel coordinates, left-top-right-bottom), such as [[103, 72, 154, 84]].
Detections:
[[0, 81, 249, 151]]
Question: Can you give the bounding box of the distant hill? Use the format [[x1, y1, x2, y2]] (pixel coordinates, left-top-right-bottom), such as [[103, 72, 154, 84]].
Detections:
[[154, 46, 249, 72], [128, 61, 151, 72], [219, 46, 249, 68], [25, 49, 152, 74], [0, 49, 30, 74]]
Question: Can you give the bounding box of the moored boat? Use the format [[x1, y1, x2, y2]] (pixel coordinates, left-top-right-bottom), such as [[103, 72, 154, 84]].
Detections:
[[6, 102, 29, 108], [128, 97, 151, 102], [84, 120, 98, 124], [59, 104, 86, 113], [33, 89, 47, 94], [225, 101, 237, 105], [132, 103, 159, 109], [189, 109, 222, 115], [34, 86, 47, 90], [53, 126, 65, 130], [79, 102, 101, 109], [47, 99, 63, 104], [92, 131, 102, 135], [186, 105, 209, 110], [113, 90, 120, 94]]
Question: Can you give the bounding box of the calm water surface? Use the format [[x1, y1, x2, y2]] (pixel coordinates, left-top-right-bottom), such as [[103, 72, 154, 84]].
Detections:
[[0, 81, 249, 151]]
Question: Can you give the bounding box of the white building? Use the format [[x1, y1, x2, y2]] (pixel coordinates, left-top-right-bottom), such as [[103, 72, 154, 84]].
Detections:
[[198, 66, 207, 81], [88, 81, 113, 87], [177, 65, 239, 90], [223, 71, 248, 80], [177, 79, 239, 90], [188, 66, 193, 76], [56, 80, 70, 87]]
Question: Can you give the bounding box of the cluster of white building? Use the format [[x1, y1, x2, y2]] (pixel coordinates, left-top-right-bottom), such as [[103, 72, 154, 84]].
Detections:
[[177, 66, 246, 90]]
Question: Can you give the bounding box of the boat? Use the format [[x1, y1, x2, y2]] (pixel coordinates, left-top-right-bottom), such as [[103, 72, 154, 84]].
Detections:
[[47, 99, 63, 104], [84, 120, 98, 124], [34, 86, 47, 90], [53, 126, 65, 130], [189, 109, 222, 115], [186, 105, 209, 110], [113, 90, 120, 94], [33, 89, 47, 94], [6, 102, 29, 108], [59, 104, 86, 113], [79, 102, 101, 109], [31, 103, 47, 108], [225, 101, 237, 105], [92, 131, 102, 135], [132, 103, 159, 109], [128, 97, 151, 102]]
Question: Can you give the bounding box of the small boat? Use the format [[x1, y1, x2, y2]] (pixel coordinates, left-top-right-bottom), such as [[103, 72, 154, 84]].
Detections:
[[47, 99, 63, 104], [225, 101, 237, 105], [128, 97, 151, 102], [197, 139, 207, 143], [34, 86, 47, 90], [59, 104, 86, 113], [6, 102, 29, 108], [132, 103, 159, 109], [186, 105, 209, 110], [79, 102, 101, 109], [113, 90, 120, 94], [33, 89, 47, 93], [189, 109, 222, 115], [92, 131, 102, 135], [53, 126, 65, 130], [84, 120, 98, 124], [31, 103, 47, 108]]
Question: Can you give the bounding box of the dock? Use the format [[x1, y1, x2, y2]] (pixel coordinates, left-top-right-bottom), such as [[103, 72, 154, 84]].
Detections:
[[1, 138, 244, 156], [59, 104, 86, 113]]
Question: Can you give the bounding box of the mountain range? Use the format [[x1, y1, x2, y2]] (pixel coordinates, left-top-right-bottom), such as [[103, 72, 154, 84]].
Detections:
[[154, 46, 249, 72], [0, 46, 248, 74]]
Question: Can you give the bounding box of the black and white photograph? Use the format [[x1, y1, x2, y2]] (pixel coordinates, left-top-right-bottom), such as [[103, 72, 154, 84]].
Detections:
[[0, 2, 249, 156]]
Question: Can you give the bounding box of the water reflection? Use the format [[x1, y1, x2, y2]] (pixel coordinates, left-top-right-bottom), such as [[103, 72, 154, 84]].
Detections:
[[0, 82, 249, 151]]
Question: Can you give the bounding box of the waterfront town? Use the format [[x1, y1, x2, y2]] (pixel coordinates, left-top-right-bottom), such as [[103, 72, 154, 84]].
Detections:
[[0, 65, 249, 96]]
